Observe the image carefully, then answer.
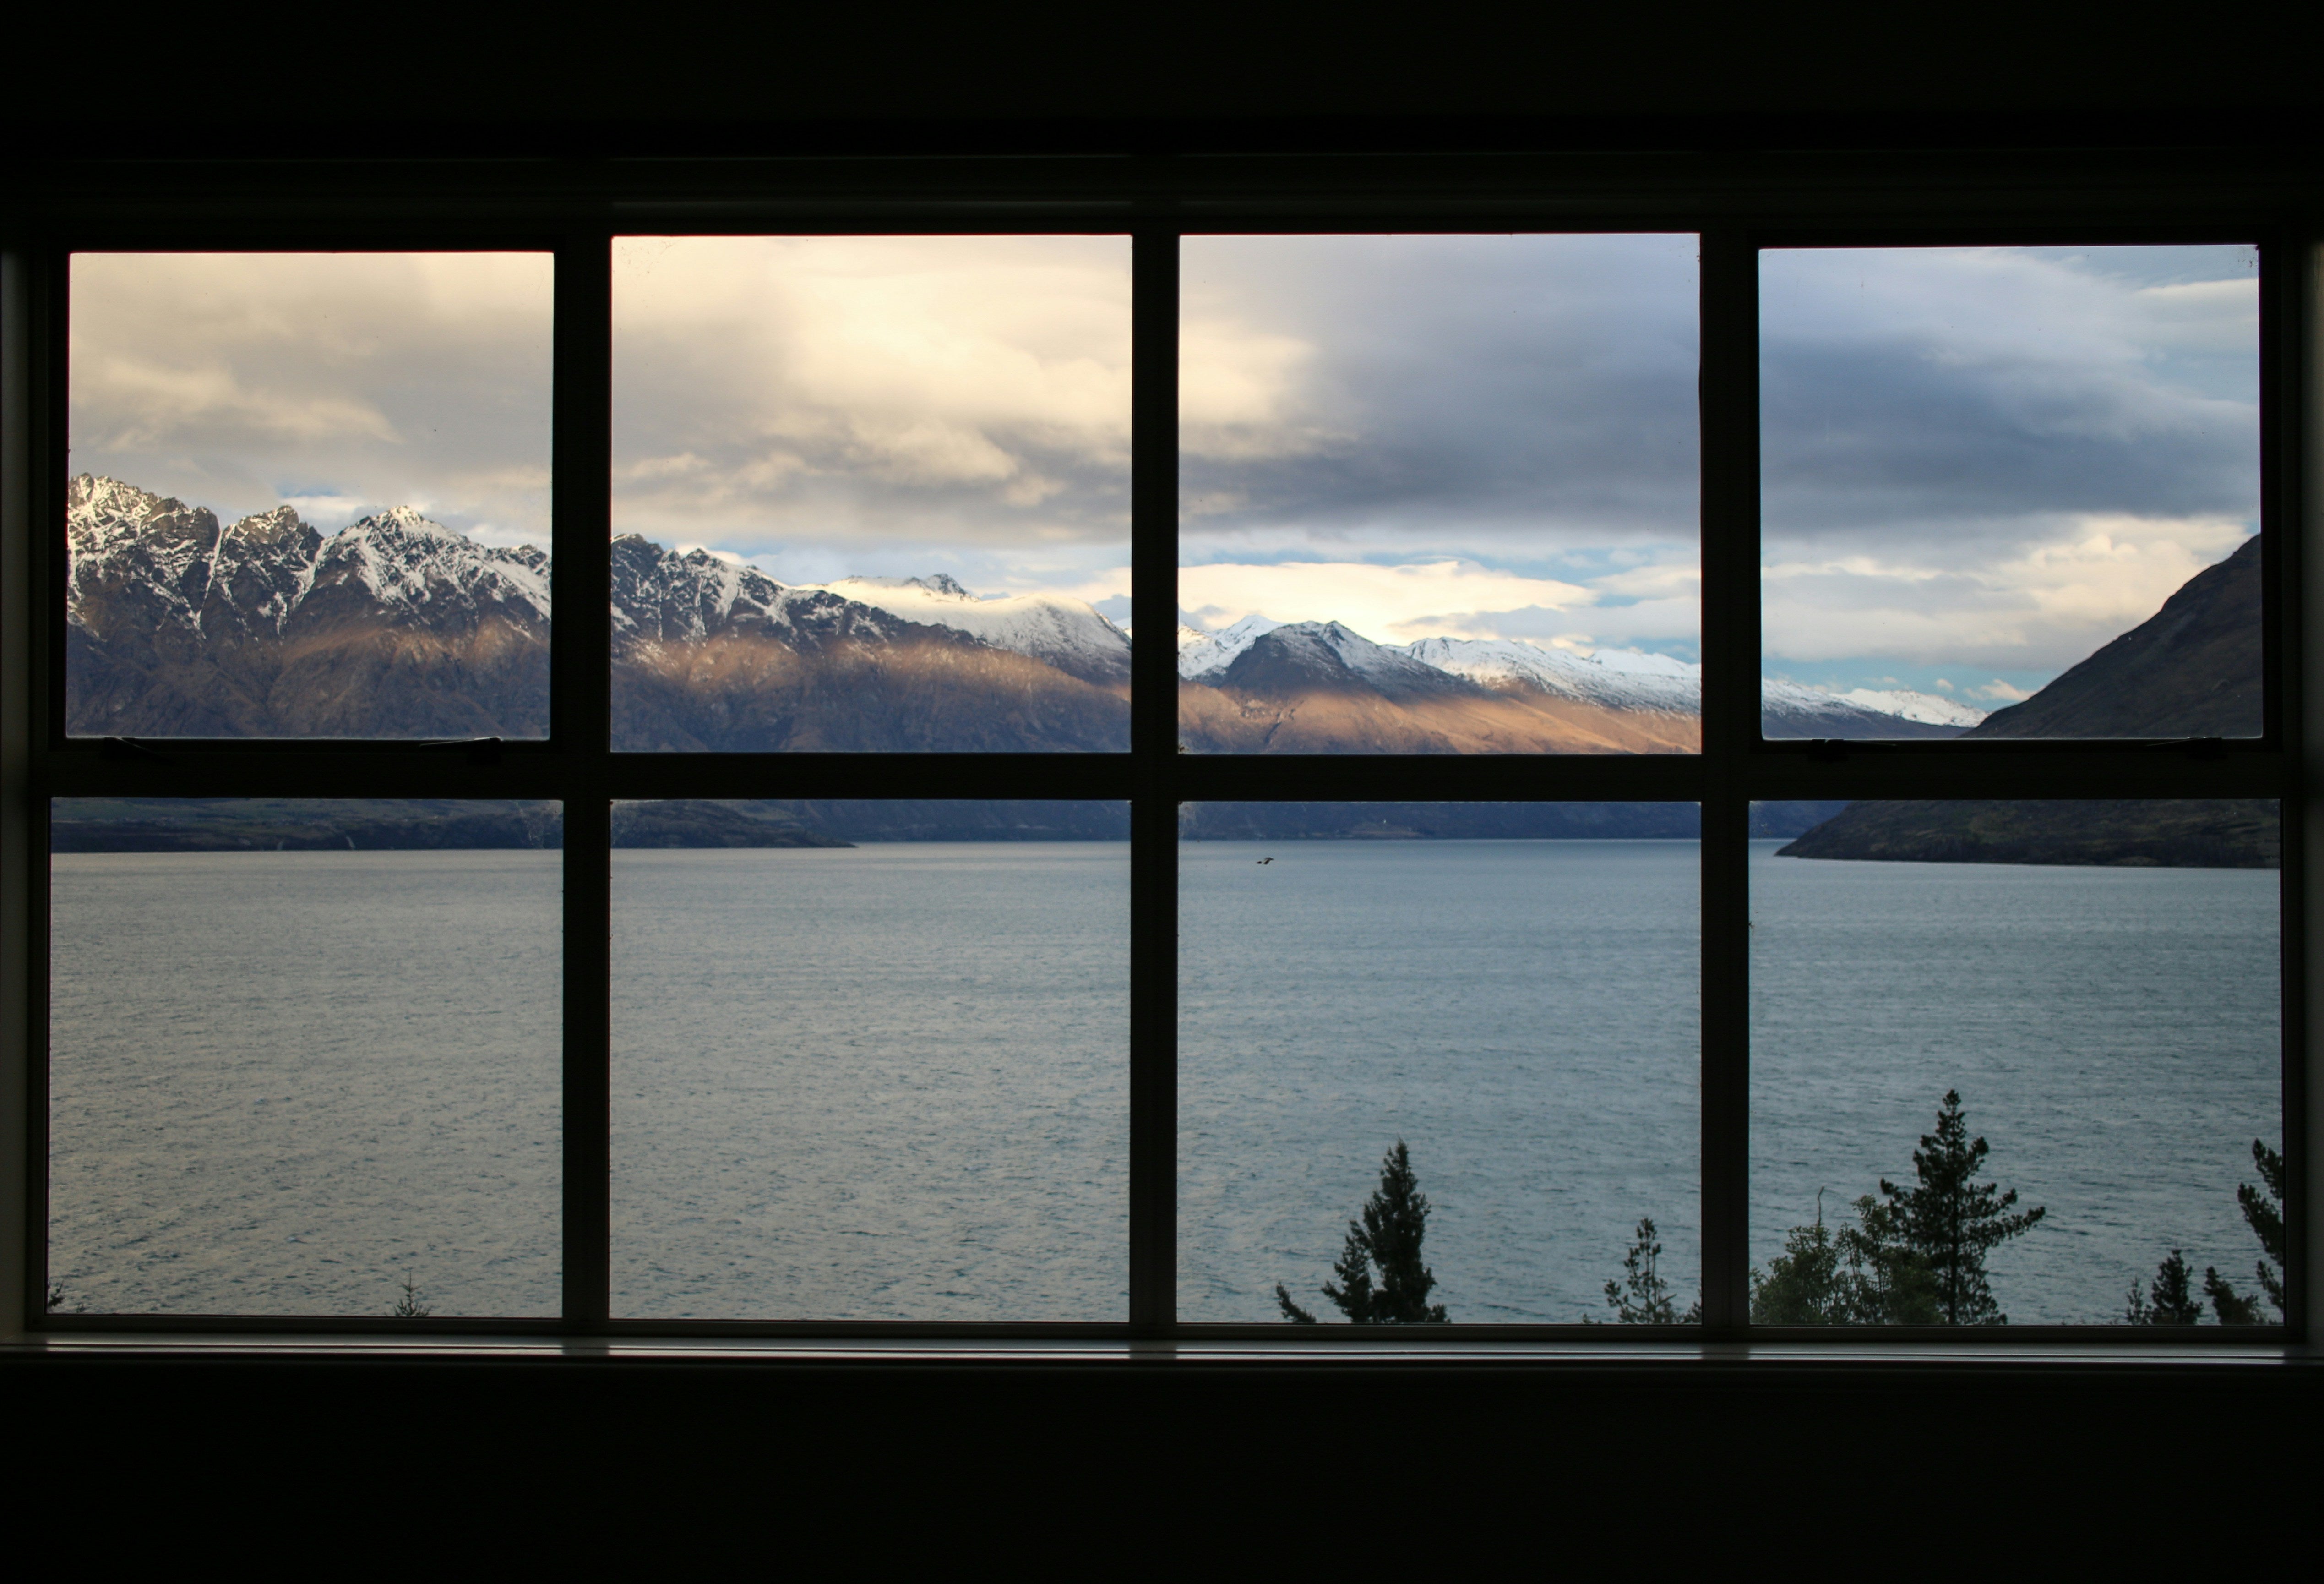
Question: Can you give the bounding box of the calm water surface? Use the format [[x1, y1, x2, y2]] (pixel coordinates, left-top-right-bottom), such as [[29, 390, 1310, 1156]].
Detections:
[[49, 850, 561, 1316], [49, 841, 2280, 1324], [611, 844, 1128, 1320]]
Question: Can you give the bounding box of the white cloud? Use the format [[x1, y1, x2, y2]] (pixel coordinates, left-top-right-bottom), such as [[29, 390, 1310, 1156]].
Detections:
[[1974, 679, 2036, 701], [69, 252, 554, 543], [1762, 515, 2248, 672], [1179, 559, 1597, 646], [611, 235, 1132, 552]]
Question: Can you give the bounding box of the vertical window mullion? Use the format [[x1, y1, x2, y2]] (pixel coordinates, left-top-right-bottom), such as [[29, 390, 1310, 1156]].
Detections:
[[1128, 222, 1181, 1334], [1697, 228, 1761, 1334], [555, 231, 615, 1332]]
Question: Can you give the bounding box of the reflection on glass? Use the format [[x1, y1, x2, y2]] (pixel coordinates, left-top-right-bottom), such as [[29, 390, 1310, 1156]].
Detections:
[[66, 254, 554, 740], [610, 801, 1128, 1318], [1176, 235, 1702, 756], [610, 237, 1133, 752], [1751, 800, 2281, 1325], [1179, 803, 1701, 1322], [47, 799, 563, 1316], [1760, 245, 2262, 741]]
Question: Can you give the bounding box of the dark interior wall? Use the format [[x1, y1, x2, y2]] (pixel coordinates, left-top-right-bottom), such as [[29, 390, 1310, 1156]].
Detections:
[[8, 5, 2319, 153], [13, 1352, 2319, 1553]]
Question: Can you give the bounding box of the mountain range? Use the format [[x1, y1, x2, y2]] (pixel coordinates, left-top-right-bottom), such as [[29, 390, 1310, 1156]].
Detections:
[[65, 476, 1130, 749], [66, 475, 2252, 756]]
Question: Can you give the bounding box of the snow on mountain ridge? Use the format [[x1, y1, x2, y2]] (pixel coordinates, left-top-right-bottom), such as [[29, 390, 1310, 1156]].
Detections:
[[816, 576, 1131, 686], [1402, 635, 1701, 715], [1177, 613, 1283, 679], [1834, 687, 1987, 728], [68, 474, 555, 633]]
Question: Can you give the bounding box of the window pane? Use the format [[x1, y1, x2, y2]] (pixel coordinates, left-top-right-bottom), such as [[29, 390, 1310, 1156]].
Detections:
[[67, 254, 553, 740], [1180, 805, 1701, 1322], [610, 238, 1132, 752], [47, 800, 563, 1317], [1178, 235, 1702, 755], [1750, 801, 2281, 1325], [1760, 245, 2261, 740], [611, 802, 1128, 1317]]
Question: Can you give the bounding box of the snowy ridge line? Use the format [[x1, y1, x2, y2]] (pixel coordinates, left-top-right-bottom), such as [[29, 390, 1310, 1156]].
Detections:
[[69, 474, 553, 633], [1179, 614, 1988, 731]]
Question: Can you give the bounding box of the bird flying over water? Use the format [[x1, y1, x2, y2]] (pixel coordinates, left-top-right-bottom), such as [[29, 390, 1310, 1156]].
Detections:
[[1256, 856, 1274, 864]]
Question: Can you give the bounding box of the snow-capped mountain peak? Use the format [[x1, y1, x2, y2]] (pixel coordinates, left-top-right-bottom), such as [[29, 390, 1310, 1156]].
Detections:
[[817, 576, 1129, 687], [1833, 687, 1988, 729], [1176, 613, 1282, 679]]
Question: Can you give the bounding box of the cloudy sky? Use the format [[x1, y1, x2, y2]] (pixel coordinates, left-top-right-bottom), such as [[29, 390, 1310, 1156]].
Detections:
[[70, 253, 554, 547], [71, 242, 2259, 699], [1761, 243, 2259, 701], [1179, 232, 1702, 654], [613, 235, 1134, 617]]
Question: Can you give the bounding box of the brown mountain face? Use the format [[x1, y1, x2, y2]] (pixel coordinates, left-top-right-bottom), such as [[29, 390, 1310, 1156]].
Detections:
[[1176, 623, 1699, 754], [611, 634, 1129, 751], [1965, 533, 2261, 739]]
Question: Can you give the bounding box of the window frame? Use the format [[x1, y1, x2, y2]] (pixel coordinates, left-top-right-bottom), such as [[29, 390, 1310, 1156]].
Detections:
[[3, 154, 2310, 1348]]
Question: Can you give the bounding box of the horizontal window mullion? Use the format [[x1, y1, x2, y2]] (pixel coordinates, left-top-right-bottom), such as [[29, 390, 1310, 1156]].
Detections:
[[1739, 749, 2291, 803], [35, 751, 590, 802], [602, 754, 1138, 801], [1167, 755, 1711, 804]]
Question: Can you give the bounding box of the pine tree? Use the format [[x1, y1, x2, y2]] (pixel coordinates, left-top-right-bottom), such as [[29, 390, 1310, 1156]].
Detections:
[[1276, 1141, 1448, 1323], [1602, 1217, 1703, 1323], [2202, 1266, 2263, 1325], [2124, 1250, 2204, 1325], [391, 1276, 434, 1319], [2199, 1137, 2286, 1324], [1751, 1204, 1845, 1324], [1877, 1090, 2045, 1325], [2238, 1138, 2286, 1317]]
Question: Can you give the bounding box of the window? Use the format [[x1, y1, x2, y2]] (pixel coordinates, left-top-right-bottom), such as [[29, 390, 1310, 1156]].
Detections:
[[5, 170, 2303, 1346]]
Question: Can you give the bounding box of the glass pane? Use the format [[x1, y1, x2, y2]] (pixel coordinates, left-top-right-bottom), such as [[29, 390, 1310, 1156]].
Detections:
[[67, 254, 553, 740], [1751, 800, 2281, 1325], [47, 800, 563, 1317], [611, 801, 1128, 1317], [610, 237, 1132, 752], [1178, 235, 1701, 755], [1180, 804, 1700, 1322], [1760, 245, 2261, 740]]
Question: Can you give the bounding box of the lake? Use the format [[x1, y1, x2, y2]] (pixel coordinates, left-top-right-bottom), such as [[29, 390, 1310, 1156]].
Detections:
[[47, 841, 2280, 1324]]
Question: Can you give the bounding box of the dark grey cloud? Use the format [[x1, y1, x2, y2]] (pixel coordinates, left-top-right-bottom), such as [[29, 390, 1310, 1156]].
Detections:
[[1758, 247, 2259, 548], [1178, 234, 1701, 550]]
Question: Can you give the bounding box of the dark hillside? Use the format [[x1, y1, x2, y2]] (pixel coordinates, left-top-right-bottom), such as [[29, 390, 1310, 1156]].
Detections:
[[1776, 799, 2278, 868]]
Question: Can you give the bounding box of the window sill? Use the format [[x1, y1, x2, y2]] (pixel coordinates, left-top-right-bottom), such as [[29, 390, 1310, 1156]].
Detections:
[[3, 1332, 2315, 1369]]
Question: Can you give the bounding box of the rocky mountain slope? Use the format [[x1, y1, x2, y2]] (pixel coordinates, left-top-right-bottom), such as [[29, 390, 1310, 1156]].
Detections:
[[67, 475, 552, 738]]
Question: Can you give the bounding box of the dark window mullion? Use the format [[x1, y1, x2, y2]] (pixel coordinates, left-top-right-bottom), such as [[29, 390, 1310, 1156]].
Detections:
[[555, 232, 614, 1331], [1698, 228, 1761, 1334], [1128, 223, 1181, 1334]]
